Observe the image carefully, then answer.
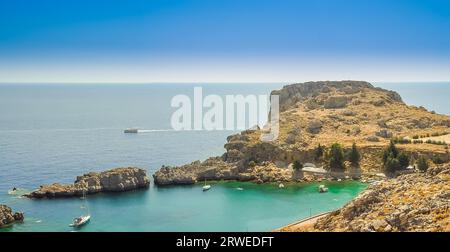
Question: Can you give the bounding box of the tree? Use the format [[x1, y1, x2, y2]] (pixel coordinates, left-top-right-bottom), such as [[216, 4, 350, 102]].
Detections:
[[329, 143, 345, 172], [397, 152, 410, 168], [293, 160, 303, 170], [383, 140, 399, 164], [385, 156, 401, 174], [417, 156, 429, 172], [349, 143, 361, 167], [315, 144, 325, 161], [382, 141, 410, 174]]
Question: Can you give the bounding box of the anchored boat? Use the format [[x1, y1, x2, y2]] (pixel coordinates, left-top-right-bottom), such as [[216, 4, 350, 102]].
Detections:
[[70, 191, 91, 228], [318, 184, 329, 193], [202, 180, 211, 191]]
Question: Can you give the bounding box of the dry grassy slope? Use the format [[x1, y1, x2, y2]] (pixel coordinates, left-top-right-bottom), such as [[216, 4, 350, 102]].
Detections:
[[308, 164, 450, 232], [232, 81, 450, 172]]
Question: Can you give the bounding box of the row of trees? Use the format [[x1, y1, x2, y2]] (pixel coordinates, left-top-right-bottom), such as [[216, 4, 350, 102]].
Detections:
[[383, 141, 429, 173], [293, 141, 431, 174], [301, 142, 361, 172]]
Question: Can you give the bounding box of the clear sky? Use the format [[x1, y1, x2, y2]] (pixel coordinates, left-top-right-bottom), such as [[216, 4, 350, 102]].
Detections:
[[1, 0, 450, 83]]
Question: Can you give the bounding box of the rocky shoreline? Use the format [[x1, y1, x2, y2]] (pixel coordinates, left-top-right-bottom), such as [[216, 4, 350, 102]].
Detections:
[[25, 167, 150, 199], [0, 205, 24, 228], [281, 164, 450, 232]]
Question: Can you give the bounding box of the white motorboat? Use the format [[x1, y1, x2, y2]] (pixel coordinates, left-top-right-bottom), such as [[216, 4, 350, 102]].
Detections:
[[278, 183, 285, 188], [70, 190, 91, 228], [70, 215, 91, 227], [124, 128, 139, 133], [318, 184, 329, 193]]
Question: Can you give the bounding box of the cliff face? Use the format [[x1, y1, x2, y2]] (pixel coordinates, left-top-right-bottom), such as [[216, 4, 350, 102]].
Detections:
[[310, 164, 450, 232], [153, 81, 450, 185], [0, 205, 24, 228], [26, 167, 150, 198]]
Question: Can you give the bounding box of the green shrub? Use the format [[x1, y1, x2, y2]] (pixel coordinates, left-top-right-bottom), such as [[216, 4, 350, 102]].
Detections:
[[398, 152, 410, 168], [432, 155, 446, 164], [385, 156, 401, 174], [293, 160, 303, 170], [417, 156, 429, 172], [383, 141, 410, 174], [383, 141, 399, 164]]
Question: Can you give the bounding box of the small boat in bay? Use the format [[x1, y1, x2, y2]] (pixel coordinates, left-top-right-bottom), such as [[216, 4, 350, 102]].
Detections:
[[70, 215, 91, 227], [202, 180, 211, 191], [278, 183, 285, 188], [70, 191, 91, 228], [318, 184, 328, 193]]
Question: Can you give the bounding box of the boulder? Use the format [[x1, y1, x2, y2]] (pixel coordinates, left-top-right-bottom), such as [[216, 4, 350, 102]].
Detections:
[[307, 120, 323, 134], [376, 129, 393, 138], [324, 96, 350, 109]]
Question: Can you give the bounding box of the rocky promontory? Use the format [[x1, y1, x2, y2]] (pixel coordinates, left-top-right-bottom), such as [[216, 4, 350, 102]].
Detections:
[[0, 205, 24, 228], [153, 81, 450, 185], [26, 167, 150, 198]]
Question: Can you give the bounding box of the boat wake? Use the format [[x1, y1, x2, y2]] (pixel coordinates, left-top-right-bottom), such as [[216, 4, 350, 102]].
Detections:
[[8, 188, 31, 197], [137, 129, 174, 133]]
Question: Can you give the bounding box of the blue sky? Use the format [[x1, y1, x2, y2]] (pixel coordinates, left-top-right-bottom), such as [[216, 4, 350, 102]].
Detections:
[[1, 0, 450, 83]]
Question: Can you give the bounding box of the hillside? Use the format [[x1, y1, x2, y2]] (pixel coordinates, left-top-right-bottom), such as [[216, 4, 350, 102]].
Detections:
[[282, 164, 450, 232], [154, 81, 450, 185]]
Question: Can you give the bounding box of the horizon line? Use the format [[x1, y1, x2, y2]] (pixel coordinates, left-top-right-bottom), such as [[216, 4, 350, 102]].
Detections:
[[1, 80, 450, 85]]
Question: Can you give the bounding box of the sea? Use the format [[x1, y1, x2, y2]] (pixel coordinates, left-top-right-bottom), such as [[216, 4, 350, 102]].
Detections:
[[0, 82, 448, 232]]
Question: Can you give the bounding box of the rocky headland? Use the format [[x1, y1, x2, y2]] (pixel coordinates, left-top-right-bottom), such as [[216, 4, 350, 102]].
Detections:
[[154, 81, 450, 185], [281, 163, 450, 232], [0, 205, 24, 228], [25, 167, 150, 199]]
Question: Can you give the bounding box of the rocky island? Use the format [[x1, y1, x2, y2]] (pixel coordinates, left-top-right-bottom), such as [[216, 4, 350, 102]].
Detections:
[[154, 81, 450, 185], [25, 167, 150, 198], [0, 205, 24, 228]]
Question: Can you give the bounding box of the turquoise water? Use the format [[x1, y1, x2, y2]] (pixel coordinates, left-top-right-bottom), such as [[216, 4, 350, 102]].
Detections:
[[0, 82, 448, 232], [1, 181, 366, 232]]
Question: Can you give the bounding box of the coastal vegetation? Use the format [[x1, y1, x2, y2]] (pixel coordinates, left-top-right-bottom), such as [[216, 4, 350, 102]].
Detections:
[[348, 143, 361, 167], [328, 143, 345, 172], [382, 141, 410, 175], [315, 144, 325, 161], [293, 160, 303, 170], [417, 156, 429, 172]]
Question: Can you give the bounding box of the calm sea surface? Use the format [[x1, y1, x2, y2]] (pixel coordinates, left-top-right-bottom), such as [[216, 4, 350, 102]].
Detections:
[[0, 82, 448, 231]]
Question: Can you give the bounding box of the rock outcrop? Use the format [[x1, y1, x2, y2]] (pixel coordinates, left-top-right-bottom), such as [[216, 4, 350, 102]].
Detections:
[[26, 167, 150, 198], [0, 205, 24, 228], [153, 80, 450, 186], [310, 164, 450, 232]]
